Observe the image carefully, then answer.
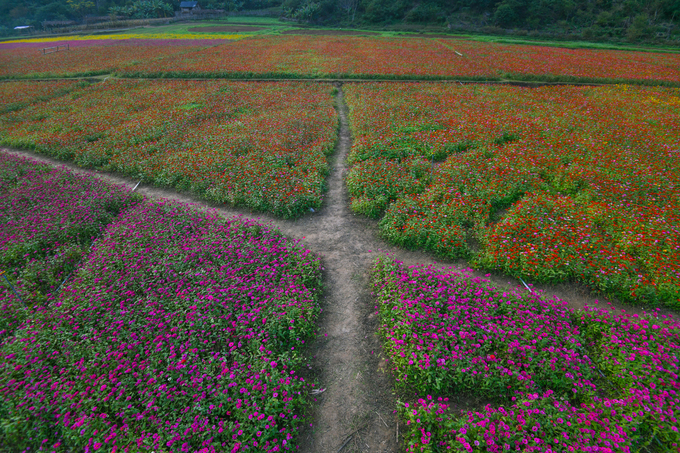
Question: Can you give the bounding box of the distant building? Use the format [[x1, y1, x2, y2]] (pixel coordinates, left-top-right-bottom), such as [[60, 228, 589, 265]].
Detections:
[[176, 2, 223, 19], [179, 1, 201, 13]]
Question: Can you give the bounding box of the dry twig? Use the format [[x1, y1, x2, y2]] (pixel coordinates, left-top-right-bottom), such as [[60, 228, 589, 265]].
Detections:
[[336, 421, 370, 453]]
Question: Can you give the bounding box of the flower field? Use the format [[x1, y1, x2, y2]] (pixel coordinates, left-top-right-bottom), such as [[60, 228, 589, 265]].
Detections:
[[345, 83, 680, 306], [0, 44, 203, 79], [116, 36, 487, 79], [0, 80, 338, 218], [1, 34, 679, 83], [115, 35, 680, 84], [0, 80, 82, 113], [0, 154, 324, 451], [463, 42, 680, 84], [0, 153, 141, 336], [373, 256, 680, 452], [3, 25, 679, 453]]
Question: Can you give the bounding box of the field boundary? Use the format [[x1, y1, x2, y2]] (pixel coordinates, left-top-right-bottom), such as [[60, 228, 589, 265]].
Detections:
[[1, 74, 679, 88]]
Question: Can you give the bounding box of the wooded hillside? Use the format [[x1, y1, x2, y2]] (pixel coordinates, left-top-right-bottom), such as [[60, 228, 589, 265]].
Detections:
[[2, 0, 678, 44]]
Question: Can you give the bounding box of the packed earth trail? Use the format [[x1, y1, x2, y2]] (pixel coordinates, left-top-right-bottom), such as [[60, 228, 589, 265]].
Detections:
[[1, 84, 670, 453]]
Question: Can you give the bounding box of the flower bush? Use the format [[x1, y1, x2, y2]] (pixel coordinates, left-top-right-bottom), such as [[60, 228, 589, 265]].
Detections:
[[0, 80, 338, 218], [373, 256, 680, 452], [0, 152, 140, 336], [0, 199, 323, 452], [346, 83, 680, 306]]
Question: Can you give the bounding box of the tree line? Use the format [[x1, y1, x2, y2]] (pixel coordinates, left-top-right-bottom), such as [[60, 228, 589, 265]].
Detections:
[[2, 0, 679, 43], [284, 0, 679, 43]]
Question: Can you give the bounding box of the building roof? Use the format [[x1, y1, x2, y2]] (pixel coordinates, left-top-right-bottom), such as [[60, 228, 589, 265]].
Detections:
[[179, 1, 199, 8]]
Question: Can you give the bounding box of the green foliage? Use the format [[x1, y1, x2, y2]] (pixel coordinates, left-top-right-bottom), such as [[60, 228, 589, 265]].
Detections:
[[492, 131, 520, 145], [108, 0, 173, 19], [66, 0, 94, 17], [275, 0, 680, 45], [16, 244, 84, 305], [2, 0, 680, 42], [347, 157, 430, 218], [494, 1, 521, 28]]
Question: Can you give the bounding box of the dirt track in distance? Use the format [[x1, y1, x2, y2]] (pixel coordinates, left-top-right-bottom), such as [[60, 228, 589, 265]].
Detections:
[[280, 29, 380, 36], [187, 25, 268, 32]]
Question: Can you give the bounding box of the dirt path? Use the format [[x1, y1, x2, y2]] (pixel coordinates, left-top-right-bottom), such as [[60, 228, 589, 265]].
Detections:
[[1, 86, 672, 453]]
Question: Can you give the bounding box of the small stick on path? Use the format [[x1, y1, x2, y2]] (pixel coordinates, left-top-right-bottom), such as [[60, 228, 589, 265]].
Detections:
[[336, 421, 370, 453], [336, 436, 352, 453]]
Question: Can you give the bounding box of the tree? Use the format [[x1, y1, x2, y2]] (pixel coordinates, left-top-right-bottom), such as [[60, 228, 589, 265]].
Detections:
[[109, 0, 173, 18], [338, 0, 358, 22], [405, 3, 446, 22], [67, 0, 95, 18], [294, 1, 320, 19], [494, 1, 520, 26], [627, 12, 654, 39]]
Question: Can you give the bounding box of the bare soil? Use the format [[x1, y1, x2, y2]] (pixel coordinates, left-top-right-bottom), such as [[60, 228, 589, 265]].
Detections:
[[2, 84, 675, 453], [280, 29, 380, 36], [187, 25, 268, 32], [417, 33, 468, 39]]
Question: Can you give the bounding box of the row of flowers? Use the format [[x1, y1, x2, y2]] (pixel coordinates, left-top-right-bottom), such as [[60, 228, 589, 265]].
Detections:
[[372, 256, 680, 452], [2, 35, 678, 83], [345, 83, 679, 306], [0, 152, 323, 451], [0, 80, 338, 219]]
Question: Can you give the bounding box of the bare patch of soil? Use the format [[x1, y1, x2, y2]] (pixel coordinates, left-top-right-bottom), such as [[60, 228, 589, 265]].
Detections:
[[419, 33, 467, 39], [281, 29, 380, 36], [187, 25, 267, 32]]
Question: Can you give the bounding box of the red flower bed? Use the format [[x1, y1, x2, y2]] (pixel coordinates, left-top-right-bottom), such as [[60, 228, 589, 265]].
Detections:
[[0, 80, 338, 218], [0, 80, 81, 112], [346, 83, 680, 306], [115, 35, 680, 83], [2, 35, 678, 83], [0, 44, 200, 78]]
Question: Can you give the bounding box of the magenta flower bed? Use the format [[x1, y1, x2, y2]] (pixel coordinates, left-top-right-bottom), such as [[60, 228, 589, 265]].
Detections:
[[372, 256, 680, 452], [0, 152, 140, 335], [0, 200, 322, 452]]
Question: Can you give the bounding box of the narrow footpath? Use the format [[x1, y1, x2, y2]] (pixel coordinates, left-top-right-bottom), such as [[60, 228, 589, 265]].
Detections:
[[1, 85, 659, 453]]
